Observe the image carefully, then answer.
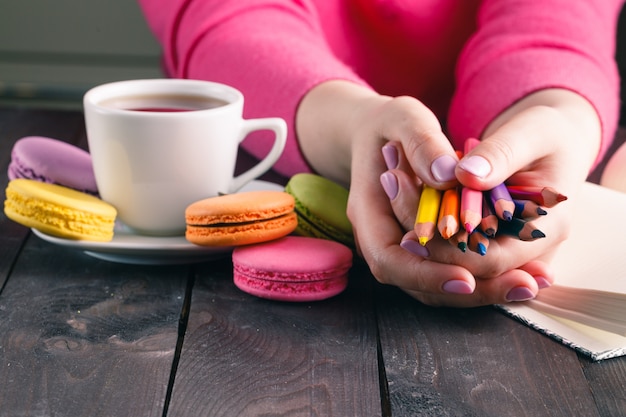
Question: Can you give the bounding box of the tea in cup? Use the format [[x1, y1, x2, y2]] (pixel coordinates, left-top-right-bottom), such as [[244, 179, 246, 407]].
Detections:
[[83, 79, 287, 236]]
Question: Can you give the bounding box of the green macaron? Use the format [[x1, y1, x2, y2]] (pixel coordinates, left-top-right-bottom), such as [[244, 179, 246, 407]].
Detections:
[[285, 173, 354, 248]]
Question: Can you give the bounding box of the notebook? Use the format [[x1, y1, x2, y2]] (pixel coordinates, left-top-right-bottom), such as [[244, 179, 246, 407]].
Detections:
[[497, 182, 626, 361]]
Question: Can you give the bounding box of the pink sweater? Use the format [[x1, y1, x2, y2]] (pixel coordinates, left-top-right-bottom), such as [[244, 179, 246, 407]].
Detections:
[[138, 0, 623, 177]]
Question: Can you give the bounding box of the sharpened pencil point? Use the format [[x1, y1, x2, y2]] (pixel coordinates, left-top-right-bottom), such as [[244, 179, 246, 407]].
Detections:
[[465, 223, 473, 233], [537, 207, 547, 216], [503, 211, 513, 221], [418, 237, 429, 246], [458, 242, 467, 252], [531, 230, 546, 239], [477, 243, 487, 256]]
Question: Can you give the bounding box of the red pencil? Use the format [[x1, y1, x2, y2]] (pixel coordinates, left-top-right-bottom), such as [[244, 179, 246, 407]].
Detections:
[[506, 186, 567, 208]]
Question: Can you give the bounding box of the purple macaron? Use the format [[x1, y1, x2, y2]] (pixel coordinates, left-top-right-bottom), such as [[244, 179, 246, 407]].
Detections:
[[8, 136, 98, 195]]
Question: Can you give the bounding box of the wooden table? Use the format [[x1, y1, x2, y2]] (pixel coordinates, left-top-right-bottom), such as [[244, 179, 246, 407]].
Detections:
[[1, 107, 625, 417]]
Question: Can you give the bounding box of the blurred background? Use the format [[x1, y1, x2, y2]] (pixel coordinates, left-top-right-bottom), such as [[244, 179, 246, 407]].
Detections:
[[0, 1, 624, 124], [0, 0, 162, 110]]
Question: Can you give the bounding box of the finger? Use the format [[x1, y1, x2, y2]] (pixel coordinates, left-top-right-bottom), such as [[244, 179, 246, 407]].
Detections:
[[381, 97, 459, 188], [404, 265, 541, 307], [379, 168, 420, 231], [455, 107, 563, 190]]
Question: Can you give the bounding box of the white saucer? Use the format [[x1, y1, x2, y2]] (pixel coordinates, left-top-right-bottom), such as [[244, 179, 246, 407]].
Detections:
[[31, 180, 285, 265]]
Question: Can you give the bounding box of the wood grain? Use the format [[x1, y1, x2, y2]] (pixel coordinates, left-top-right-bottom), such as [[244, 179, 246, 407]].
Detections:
[[168, 259, 382, 417], [0, 236, 188, 417], [375, 284, 609, 417]]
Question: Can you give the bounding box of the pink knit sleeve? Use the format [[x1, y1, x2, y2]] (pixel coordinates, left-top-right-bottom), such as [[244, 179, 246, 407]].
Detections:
[[137, 0, 368, 177], [448, 0, 623, 168]]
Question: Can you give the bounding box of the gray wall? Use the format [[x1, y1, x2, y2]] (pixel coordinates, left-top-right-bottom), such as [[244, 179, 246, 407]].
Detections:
[[0, 0, 163, 109]]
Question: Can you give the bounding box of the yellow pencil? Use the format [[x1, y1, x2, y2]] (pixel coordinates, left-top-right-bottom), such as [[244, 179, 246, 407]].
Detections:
[[415, 185, 442, 246]]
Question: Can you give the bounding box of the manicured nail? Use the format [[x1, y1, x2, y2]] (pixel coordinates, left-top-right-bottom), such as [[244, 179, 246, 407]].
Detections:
[[431, 154, 457, 182], [400, 238, 429, 257], [442, 280, 474, 295], [380, 171, 399, 200], [506, 287, 535, 302], [534, 276, 551, 289], [382, 144, 399, 170], [458, 155, 491, 178]]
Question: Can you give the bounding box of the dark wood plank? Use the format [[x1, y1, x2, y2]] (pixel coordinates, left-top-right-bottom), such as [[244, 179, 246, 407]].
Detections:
[[168, 258, 382, 417], [0, 235, 188, 417], [581, 357, 626, 417], [375, 284, 606, 417]]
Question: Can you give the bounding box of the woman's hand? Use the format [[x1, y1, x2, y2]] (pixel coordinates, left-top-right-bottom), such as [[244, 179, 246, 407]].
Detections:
[[297, 80, 559, 307]]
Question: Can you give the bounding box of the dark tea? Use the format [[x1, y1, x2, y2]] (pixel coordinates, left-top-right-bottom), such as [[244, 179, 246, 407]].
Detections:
[[99, 94, 228, 112]]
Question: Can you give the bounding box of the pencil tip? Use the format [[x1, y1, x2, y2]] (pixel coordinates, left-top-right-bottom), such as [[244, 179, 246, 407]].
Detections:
[[503, 211, 513, 221], [537, 207, 547, 215], [458, 242, 467, 252], [531, 230, 546, 239], [464, 223, 473, 233], [477, 243, 487, 256], [557, 194, 568, 202]]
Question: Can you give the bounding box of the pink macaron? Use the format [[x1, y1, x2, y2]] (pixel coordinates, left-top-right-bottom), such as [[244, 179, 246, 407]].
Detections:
[[232, 236, 353, 302], [8, 136, 98, 195]]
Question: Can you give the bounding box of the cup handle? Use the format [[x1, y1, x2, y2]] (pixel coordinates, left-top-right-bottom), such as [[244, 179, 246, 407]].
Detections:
[[227, 117, 287, 193]]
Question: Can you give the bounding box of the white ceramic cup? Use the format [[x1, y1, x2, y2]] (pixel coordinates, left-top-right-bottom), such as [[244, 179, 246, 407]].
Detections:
[[84, 79, 287, 236]]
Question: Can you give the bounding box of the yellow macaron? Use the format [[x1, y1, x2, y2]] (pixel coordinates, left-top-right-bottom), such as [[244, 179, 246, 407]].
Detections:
[[4, 179, 117, 241]]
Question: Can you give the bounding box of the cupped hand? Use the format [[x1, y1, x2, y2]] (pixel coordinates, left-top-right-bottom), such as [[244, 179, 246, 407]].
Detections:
[[342, 91, 552, 307]]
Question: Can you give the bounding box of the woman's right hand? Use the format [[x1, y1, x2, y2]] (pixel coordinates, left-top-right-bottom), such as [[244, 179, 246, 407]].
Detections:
[[297, 80, 551, 307]]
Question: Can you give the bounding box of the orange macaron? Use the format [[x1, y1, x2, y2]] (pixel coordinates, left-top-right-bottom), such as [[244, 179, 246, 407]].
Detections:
[[185, 190, 298, 246]]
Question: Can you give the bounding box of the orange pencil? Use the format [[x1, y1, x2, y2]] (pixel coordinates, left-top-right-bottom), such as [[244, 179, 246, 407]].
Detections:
[[437, 188, 460, 240], [469, 230, 490, 256], [506, 185, 567, 208], [513, 199, 547, 219], [460, 138, 483, 233], [489, 183, 515, 221], [414, 185, 442, 246], [498, 217, 546, 241], [480, 197, 499, 237]]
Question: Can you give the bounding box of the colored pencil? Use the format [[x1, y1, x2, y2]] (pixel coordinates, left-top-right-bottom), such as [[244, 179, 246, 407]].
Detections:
[[480, 197, 499, 237], [414, 185, 442, 246], [460, 138, 482, 233], [449, 228, 468, 252], [489, 183, 515, 221], [437, 188, 460, 240], [498, 217, 546, 241], [513, 199, 547, 219], [506, 185, 567, 208], [469, 230, 490, 256]]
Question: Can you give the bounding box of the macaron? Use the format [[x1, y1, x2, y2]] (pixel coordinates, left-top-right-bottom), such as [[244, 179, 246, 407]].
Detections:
[[185, 190, 298, 246], [285, 173, 354, 247], [8, 136, 98, 195], [232, 236, 352, 302], [4, 179, 117, 241]]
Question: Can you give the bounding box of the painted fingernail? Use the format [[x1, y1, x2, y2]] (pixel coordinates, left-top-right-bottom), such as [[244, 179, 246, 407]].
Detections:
[[506, 287, 535, 302], [400, 238, 429, 257], [382, 144, 399, 169], [534, 276, 551, 289], [458, 155, 491, 178], [431, 154, 457, 182], [442, 280, 474, 295], [380, 171, 399, 200]]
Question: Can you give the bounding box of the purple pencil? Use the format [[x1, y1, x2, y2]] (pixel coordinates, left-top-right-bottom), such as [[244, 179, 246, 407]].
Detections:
[[489, 183, 515, 221]]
